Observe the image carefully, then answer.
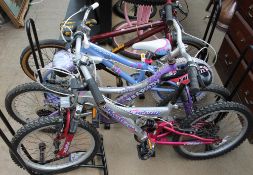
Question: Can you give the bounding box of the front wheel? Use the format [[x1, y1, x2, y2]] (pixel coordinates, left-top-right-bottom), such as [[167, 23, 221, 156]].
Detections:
[[20, 39, 66, 80], [173, 102, 253, 160], [11, 115, 101, 174]]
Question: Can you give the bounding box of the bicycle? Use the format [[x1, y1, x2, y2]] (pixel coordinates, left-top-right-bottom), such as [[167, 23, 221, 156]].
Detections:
[[19, 0, 218, 100], [5, 1, 229, 125], [10, 4, 253, 174], [6, 5, 230, 124], [20, 0, 208, 81]]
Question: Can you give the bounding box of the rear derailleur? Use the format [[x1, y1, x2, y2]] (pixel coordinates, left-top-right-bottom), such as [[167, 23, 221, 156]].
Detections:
[[137, 139, 155, 160]]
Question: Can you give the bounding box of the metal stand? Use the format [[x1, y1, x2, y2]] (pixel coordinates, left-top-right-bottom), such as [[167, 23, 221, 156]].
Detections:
[[0, 110, 38, 175], [224, 45, 253, 143], [224, 45, 253, 100], [203, 0, 222, 44], [26, 18, 44, 83], [0, 109, 109, 175], [1, 18, 109, 175]]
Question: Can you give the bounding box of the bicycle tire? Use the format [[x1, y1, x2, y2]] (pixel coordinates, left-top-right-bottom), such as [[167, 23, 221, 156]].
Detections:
[[20, 39, 66, 80], [157, 84, 230, 106], [111, 20, 208, 60], [122, 0, 166, 6], [172, 102, 253, 159], [10, 115, 101, 174], [151, 57, 214, 103], [5, 82, 71, 124], [113, 0, 157, 19]]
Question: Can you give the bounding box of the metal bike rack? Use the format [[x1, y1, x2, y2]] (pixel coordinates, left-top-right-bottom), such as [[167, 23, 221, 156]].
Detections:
[[0, 109, 109, 175], [0, 110, 37, 175], [203, 0, 222, 44], [224, 45, 253, 100], [26, 18, 44, 83], [0, 18, 109, 175], [223, 45, 253, 143]]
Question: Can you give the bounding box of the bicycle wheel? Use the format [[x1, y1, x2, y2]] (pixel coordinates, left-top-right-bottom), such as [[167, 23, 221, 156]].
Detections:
[[172, 102, 253, 159], [11, 115, 100, 173], [113, 0, 157, 19], [122, 0, 166, 5], [152, 57, 214, 103], [5, 82, 70, 124], [158, 83, 230, 106], [111, 21, 207, 60], [20, 39, 66, 80]]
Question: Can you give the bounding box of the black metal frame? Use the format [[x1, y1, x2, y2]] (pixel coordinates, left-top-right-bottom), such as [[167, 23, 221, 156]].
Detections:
[[0, 109, 109, 175], [26, 18, 44, 83], [224, 45, 253, 100], [203, 0, 222, 44], [0, 110, 36, 175], [0, 18, 109, 175]]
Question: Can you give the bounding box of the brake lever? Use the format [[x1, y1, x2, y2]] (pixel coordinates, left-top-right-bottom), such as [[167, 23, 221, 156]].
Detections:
[[178, 7, 188, 16]]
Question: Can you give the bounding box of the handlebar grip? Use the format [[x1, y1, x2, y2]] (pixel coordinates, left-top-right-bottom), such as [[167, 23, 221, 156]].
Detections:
[[91, 2, 99, 10], [86, 78, 106, 106], [187, 62, 200, 94], [165, 3, 173, 26]]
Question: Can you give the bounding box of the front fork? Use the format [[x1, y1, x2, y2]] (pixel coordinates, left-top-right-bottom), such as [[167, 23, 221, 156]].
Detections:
[[56, 104, 83, 158]]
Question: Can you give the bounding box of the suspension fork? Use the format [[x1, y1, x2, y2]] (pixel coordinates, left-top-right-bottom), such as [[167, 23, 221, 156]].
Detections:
[[170, 83, 193, 116], [56, 108, 75, 157]]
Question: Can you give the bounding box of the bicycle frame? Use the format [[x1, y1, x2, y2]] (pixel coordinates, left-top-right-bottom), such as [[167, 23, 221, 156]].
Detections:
[[82, 42, 177, 92], [90, 20, 168, 53], [77, 63, 216, 145]]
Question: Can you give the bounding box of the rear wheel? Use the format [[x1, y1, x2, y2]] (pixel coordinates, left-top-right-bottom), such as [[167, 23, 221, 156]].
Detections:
[[5, 82, 70, 124], [173, 102, 253, 159], [11, 115, 100, 173]]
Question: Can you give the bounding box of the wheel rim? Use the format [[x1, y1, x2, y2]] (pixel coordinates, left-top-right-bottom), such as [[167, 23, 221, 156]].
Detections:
[[11, 91, 61, 123], [17, 123, 95, 172], [22, 45, 65, 80], [177, 110, 248, 157]]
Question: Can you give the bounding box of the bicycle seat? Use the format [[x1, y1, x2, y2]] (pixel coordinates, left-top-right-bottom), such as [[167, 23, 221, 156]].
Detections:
[[132, 39, 171, 56]]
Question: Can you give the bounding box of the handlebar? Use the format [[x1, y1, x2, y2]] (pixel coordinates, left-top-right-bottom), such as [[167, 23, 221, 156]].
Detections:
[[82, 2, 99, 26], [80, 64, 106, 106], [187, 62, 200, 94], [172, 19, 200, 93], [165, 3, 173, 25], [74, 2, 105, 106]]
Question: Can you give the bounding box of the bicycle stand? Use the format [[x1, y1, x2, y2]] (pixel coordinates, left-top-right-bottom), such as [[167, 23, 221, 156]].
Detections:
[[0, 18, 110, 175], [222, 45, 253, 143], [0, 109, 109, 175], [198, 0, 222, 63], [203, 0, 222, 44]]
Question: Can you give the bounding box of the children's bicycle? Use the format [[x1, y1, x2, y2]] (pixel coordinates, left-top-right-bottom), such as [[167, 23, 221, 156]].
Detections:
[[9, 4, 253, 174], [19, 0, 208, 81]]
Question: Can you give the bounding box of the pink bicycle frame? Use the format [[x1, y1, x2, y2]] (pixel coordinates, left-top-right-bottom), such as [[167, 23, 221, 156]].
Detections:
[[148, 121, 219, 146]]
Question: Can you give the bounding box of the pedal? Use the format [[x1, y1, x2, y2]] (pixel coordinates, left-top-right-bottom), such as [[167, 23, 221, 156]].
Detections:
[[136, 139, 155, 160], [39, 142, 46, 163]]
